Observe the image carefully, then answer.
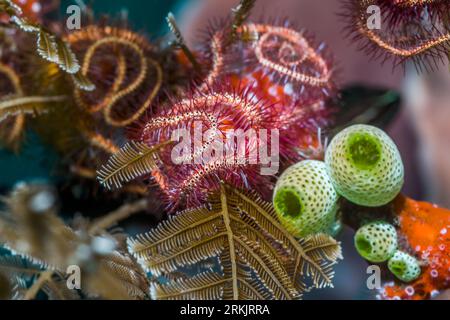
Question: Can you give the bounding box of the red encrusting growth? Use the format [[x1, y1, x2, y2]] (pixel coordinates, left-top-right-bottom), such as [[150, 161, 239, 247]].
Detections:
[[380, 195, 450, 300], [227, 72, 331, 156]]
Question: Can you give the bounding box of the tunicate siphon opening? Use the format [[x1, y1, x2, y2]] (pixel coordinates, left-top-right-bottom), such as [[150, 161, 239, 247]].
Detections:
[[347, 132, 382, 170], [274, 189, 302, 218]]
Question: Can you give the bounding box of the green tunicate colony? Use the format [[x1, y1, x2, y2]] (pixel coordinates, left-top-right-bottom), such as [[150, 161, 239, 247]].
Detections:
[[273, 125, 420, 282], [273, 160, 339, 238], [354, 221, 397, 263], [325, 124, 404, 207], [388, 250, 421, 282]]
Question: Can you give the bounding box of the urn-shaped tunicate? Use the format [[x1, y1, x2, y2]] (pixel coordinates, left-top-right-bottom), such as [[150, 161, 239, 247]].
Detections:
[[273, 160, 339, 238], [354, 221, 397, 263], [388, 250, 421, 283], [325, 124, 404, 207]]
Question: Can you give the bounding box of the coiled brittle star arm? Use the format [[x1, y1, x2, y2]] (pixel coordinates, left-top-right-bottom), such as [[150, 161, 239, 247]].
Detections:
[[204, 23, 332, 89], [360, 23, 450, 57], [74, 36, 163, 127]]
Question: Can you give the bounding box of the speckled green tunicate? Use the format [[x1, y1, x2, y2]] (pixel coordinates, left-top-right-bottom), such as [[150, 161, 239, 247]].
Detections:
[[273, 160, 339, 238], [354, 221, 397, 263], [388, 250, 421, 283], [325, 124, 404, 207]]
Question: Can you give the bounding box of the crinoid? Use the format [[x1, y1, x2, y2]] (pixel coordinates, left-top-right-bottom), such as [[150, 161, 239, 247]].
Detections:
[[0, 62, 28, 150], [1, 0, 94, 91], [128, 184, 342, 300], [99, 84, 293, 209], [0, 8, 130, 188], [65, 26, 163, 127], [342, 0, 450, 72], [0, 33, 67, 151], [0, 183, 151, 300]]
